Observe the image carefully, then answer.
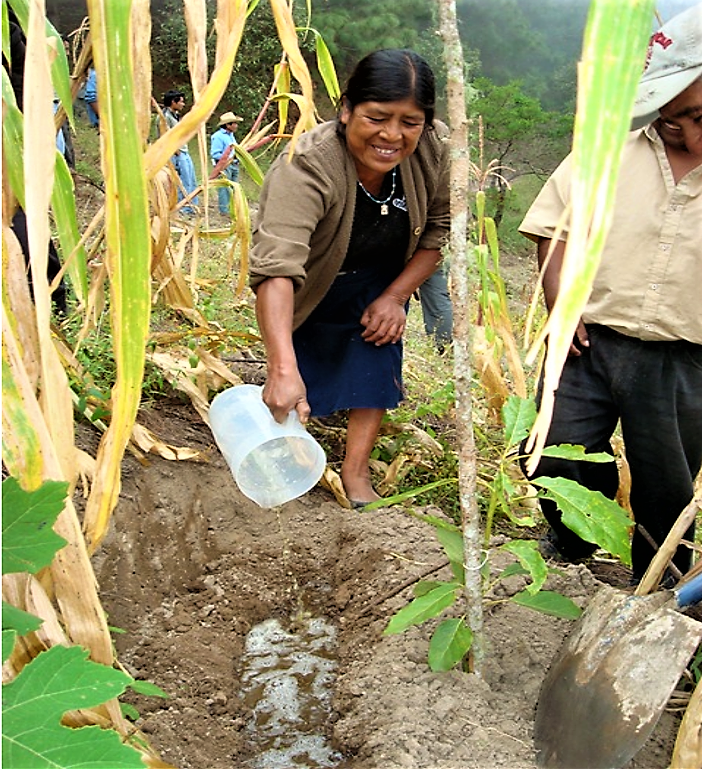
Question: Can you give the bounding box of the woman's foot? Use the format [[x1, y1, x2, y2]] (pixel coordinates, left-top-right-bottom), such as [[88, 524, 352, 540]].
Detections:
[[340, 469, 381, 507]]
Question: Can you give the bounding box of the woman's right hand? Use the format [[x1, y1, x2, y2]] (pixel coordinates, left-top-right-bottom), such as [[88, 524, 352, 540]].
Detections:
[[262, 370, 311, 425]]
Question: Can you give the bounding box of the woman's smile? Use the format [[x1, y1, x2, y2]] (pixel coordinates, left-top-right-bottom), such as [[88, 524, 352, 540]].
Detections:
[[341, 98, 425, 190]]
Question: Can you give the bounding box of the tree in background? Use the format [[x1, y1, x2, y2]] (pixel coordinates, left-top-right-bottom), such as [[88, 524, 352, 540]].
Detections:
[[458, 0, 588, 111], [151, 0, 315, 128], [470, 77, 572, 226]]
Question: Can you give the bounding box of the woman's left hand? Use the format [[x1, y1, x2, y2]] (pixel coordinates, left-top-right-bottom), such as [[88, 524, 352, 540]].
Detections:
[[360, 295, 406, 345]]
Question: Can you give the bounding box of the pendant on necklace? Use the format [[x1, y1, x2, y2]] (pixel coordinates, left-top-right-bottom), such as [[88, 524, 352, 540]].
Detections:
[[380, 203, 389, 215]]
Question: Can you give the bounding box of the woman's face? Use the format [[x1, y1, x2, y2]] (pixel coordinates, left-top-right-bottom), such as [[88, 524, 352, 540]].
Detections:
[[340, 98, 426, 185]]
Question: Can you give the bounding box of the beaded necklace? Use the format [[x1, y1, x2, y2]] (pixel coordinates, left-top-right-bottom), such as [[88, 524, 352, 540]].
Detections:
[[357, 167, 397, 215]]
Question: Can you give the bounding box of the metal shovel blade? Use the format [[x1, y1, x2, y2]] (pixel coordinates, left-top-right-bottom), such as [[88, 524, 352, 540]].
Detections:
[[534, 585, 702, 769]]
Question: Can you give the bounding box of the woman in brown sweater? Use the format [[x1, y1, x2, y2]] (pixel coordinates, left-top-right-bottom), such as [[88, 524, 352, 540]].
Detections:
[[251, 49, 450, 506]]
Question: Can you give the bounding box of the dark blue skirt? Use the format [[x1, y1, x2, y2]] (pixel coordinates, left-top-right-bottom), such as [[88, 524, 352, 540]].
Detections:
[[293, 266, 405, 417]]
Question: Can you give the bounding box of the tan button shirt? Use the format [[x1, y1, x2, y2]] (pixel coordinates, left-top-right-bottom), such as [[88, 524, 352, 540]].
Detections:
[[519, 126, 702, 344]]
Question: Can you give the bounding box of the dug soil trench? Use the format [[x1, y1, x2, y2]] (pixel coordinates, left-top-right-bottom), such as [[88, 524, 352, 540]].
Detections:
[[91, 400, 681, 769]]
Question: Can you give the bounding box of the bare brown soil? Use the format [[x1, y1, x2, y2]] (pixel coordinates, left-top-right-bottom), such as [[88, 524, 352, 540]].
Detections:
[[87, 400, 683, 769]]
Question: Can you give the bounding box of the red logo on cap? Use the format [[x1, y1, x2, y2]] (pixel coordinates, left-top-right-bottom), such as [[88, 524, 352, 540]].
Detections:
[[644, 30, 674, 70]]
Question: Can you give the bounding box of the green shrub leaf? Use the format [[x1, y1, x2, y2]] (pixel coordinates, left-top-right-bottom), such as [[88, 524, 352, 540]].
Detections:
[[502, 395, 536, 449], [2, 478, 68, 575], [128, 679, 169, 699], [435, 526, 464, 582], [2, 645, 143, 768], [428, 618, 473, 672], [2, 602, 43, 664], [540, 444, 615, 463], [384, 583, 458, 635], [511, 590, 582, 619], [532, 477, 632, 565], [499, 540, 548, 594]]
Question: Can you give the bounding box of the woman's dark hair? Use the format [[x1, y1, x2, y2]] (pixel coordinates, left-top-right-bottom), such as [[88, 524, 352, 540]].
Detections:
[[340, 49, 436, 126]]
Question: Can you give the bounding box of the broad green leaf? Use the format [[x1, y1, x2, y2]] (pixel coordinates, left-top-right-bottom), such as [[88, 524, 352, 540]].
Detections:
[[540, 444, 614, 463], [384, 582, 458, 636], [120, 702, 141, 722], [3, 629, 17, 666], [435, 526, 464, 583], [2, 645, 143, 769], [2, 602, 42, 637], [428, 618, 473, 672], [498, 562, 529, 580], [500, 540, 548, 594], [511, 590, 582, 619], [2, 478, 68, 575], [502, 395, 536, 449], [414, 580, 449, 598], [532, 476, 632, 565], [2, 603, 42, 665]]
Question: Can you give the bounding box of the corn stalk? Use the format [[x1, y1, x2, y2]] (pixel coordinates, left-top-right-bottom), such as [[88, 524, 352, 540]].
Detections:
[[2, 0, 317, 757], [524, 0, 655, 471]]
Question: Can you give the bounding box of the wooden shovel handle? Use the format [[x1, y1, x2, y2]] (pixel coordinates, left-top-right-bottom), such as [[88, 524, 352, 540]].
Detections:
[[636, 495, 701, 595]]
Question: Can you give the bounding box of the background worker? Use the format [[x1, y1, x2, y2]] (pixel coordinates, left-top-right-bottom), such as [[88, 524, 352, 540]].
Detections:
[[163, 89, 198, 215], [518, 4, 702, 585], [210, 111, 242, 215]]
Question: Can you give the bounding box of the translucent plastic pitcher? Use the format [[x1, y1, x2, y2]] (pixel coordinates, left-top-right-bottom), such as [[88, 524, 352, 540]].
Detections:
[[208, 385, 326, 508]]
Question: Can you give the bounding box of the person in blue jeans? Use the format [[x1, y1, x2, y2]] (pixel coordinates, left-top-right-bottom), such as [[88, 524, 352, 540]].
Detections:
[[163, 89, 198, 215], [84, 67, 99, 128], [417, 266, 452, 353], [210, 111, 242, 215]]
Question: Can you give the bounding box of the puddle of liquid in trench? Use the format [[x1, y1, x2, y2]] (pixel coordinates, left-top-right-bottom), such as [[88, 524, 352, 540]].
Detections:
[[240, 616, 342, 769]]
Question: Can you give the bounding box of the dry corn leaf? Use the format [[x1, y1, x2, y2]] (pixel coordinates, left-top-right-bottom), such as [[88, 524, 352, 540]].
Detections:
[[319, 467, 351, 508], [130, 423, 202, 461], [379, 421, 443, 458]]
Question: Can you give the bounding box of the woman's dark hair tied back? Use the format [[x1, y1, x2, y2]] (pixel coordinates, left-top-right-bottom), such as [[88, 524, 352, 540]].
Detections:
[[341, 48, 436, 126]]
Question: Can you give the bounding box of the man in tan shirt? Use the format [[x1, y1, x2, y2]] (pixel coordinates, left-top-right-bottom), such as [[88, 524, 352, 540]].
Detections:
[[519, 4, 702, 585]]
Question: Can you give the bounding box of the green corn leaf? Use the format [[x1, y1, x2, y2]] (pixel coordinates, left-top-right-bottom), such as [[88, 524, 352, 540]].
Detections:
[[502, 395, 536, 450], [7, 0, 74, 122], [233, 143, 264, 186], [428, 618, 473, 672], [2, 68, 25, 207], [532, 476, 632, 565], [51, 152, 88, 305], [2, 645, 143, 769], [311, 29, 340, 105], [82, 0, 152, 551], [384, 582, 458, 636], [511, 590, 582, 619], [500, 540, 548, 595], [2, 478, 68, 575], [540, 444, 614, 463]]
